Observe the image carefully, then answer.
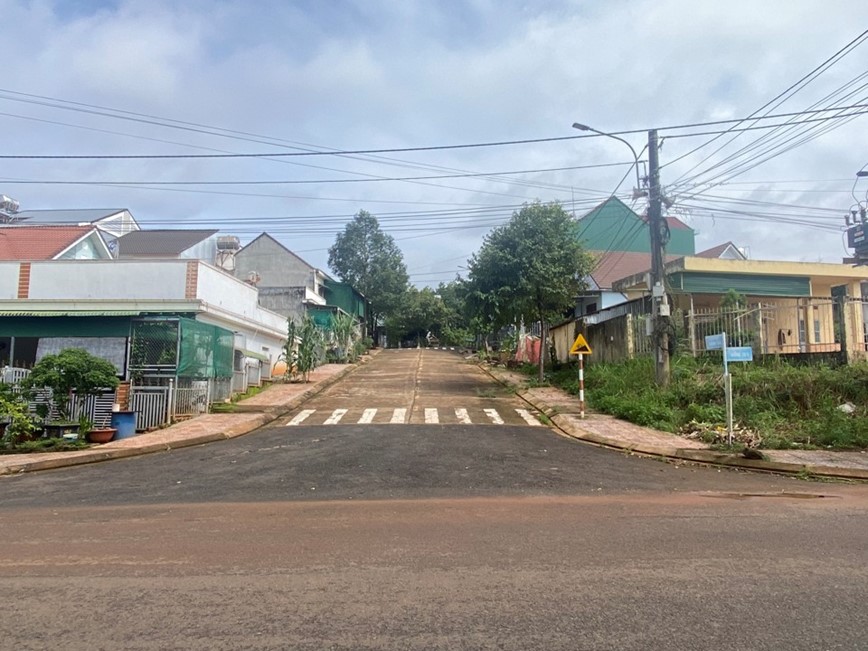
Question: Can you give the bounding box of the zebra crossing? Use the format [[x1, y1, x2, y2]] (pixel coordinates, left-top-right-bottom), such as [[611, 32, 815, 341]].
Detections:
[[284, 407, 543, 427]]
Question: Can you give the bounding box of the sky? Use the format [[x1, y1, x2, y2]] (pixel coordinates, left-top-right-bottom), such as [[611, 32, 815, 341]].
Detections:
[[1, 0, 867, 287]]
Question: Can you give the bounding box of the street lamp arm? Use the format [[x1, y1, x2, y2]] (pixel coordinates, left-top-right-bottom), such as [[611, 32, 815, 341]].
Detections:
[[572, 122, 642, 191]]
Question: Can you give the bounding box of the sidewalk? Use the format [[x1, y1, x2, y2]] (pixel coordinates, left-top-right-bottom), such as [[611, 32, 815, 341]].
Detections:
[[0, 352, 379, 477], [484, 364, 868, 482]]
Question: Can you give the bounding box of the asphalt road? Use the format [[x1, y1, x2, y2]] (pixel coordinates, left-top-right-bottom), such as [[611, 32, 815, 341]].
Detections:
[[1, 349, 867, 650]]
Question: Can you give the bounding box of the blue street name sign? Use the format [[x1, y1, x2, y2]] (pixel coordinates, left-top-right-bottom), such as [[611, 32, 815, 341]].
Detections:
[[705, 333, 725, 350], [725, 346, 754, 363]]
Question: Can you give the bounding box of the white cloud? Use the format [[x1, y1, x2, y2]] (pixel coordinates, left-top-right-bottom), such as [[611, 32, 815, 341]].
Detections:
[[1, 0, 867, 279]]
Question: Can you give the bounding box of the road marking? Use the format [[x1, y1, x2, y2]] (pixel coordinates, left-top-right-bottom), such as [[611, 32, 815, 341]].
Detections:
[[286, 409, 315, 426], [390, 408, 407, 424], [323, 409, 348, 425], [455, 408, 472, 424], [483, 408, 504, 424], [358, 408, 377, 424], [515, 408, 542, 426], [424, 408, 439, 424]]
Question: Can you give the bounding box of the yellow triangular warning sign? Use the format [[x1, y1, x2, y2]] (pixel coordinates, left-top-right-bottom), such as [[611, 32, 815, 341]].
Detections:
[[569, 333, 592, 355]]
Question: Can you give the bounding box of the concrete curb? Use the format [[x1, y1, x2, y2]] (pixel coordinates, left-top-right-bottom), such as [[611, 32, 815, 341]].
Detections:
[[1, 352, 380, 476], [479, 363, 868, 482], [232, 350, 379, 415]]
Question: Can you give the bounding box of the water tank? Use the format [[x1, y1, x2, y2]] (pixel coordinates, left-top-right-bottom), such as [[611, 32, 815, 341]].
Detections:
[[217, 235, 241, 251]]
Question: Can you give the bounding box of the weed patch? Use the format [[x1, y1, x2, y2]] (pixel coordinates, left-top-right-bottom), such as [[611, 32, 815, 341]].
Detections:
[[517, 356, 868, 450]]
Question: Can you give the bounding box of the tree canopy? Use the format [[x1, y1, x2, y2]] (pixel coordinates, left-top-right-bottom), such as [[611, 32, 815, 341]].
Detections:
[[328, 210, 409, 326], [465, 202, 594, 377]]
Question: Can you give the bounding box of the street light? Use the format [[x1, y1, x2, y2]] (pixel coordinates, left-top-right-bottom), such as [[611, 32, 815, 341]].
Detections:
[[572, 122, 642, 192]]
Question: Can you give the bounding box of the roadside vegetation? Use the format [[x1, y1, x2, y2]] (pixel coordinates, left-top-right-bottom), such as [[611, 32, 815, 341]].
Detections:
[[518, 356, 868, 450]]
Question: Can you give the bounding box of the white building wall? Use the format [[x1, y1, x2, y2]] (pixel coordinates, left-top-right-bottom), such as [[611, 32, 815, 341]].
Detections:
[[196, 263, 284, 329], [179, 235, 218, 263], [0, 263, 19, 299], [27, 261, 187, 300]]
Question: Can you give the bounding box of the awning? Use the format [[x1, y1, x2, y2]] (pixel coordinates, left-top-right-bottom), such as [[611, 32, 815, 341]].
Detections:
[[0, 310, 144, 317], [239, 349, 269, 362]]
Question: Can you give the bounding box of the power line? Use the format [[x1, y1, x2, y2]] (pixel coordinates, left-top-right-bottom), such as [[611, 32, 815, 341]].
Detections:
[[662, 29, 868, 175], [0, 162, 629, 187], [2, 104, 867, 160]]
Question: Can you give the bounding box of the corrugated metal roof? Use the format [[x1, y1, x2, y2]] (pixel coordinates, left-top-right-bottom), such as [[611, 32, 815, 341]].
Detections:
[[117, 229, 218, 255], [13, 209, 126, 224]]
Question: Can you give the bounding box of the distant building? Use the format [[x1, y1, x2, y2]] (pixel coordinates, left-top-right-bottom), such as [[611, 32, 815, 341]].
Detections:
[[233, 233, 329, 322], [116, 229, 219, 262]]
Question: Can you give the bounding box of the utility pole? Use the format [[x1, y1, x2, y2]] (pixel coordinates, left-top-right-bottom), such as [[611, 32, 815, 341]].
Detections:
[[647, 129, 670, 386]]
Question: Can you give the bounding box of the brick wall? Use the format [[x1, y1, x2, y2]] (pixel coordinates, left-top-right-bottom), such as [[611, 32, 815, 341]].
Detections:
[[17, 262, 30, 299]]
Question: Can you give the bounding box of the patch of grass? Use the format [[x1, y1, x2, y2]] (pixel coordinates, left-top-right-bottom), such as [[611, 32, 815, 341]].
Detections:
[[231, 385, 266, 403], [0, 437, 89, 454], [540, 355, 868, 450], [210, 402, 239, 413]]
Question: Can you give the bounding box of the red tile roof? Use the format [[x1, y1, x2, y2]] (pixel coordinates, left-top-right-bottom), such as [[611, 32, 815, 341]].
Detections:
[[0, 226, 94, 260]]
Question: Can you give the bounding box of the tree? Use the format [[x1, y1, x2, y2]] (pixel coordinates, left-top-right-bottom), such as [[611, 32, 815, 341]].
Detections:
[[328, 210, 409, 337], [466, 202, 594, 381], [21, 348, 120, 421], [386, 286, 453, 346]]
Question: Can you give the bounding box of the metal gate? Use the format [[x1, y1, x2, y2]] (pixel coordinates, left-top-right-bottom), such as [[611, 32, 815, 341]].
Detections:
[[130, 386, 171, 430], [173, 382, 209, 417]]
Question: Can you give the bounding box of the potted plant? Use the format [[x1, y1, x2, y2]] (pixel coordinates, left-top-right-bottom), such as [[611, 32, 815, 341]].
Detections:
[[79, 414, 117, 444], [20, 348, 120, 440]]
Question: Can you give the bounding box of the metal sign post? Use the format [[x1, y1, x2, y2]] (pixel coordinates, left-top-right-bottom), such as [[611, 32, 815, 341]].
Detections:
[[706, 331, 754, 446], [578, 353, 585, 419], [569, 334, 592, 420], [722, 331, 733, 446]]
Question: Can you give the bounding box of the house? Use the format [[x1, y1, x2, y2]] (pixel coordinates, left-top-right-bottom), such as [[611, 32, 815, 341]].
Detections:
[[309, 279, 371, 337], [116, 229, 219, 262], [574, 197, 739, 318], [233, 233, 329, 321], [2, 207, 140, 237], [0, 259, 287, 405], [576, 196, 695, 256], [0, 225, 113, 261], [611, 256, 868, 361], [3, 208, 140, 255]]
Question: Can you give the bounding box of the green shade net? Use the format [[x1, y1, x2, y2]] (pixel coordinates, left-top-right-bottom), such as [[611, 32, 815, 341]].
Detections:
[[178, 318, 234, 379], [130, 319, 180, 369]]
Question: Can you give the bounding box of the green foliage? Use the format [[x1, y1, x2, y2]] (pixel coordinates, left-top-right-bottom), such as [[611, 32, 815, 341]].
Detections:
[[21, 348, 120, 421], [77, 413, 94, 439], [295, 315, 324, 382], [386, 286, 455, 346], [531, 356, 868, 449], [465, 202, 594, 380], [0, 391, 40, 446], [0, 438, 89, 454], [328, 210, 409, 325], [329, 311, 360, 363], [283, 318, 298, 376], [465, 202, 594, 331]]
